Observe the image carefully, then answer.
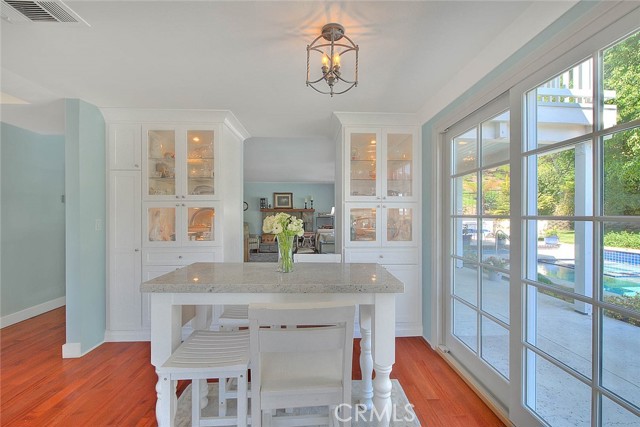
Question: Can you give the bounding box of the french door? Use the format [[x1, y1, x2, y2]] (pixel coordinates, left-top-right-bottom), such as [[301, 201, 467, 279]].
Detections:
[[442, 26, 640, 426], [444, 95, 511, 408]]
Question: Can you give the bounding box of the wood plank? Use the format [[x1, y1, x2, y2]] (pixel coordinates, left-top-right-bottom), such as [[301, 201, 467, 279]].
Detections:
[[1, 308, 505, 426]]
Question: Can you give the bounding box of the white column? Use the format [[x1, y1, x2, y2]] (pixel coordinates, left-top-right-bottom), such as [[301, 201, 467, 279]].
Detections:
[[372, 294, 395, 427], [574, 142, 593, 314], [151, 294, 182, 427], [358, 305, 373, 410]]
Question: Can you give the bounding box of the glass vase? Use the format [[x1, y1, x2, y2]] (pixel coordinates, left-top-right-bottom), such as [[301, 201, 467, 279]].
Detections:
[[277, 234, 295, 273]]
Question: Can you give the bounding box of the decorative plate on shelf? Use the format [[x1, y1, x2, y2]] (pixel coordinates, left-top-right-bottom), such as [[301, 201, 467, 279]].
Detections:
[[192, 185, 214, 195]]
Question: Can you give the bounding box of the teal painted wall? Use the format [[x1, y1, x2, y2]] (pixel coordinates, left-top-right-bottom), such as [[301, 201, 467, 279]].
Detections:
[[420, 1, 598, 343], [64, 99, 106, 353], [0, 123, 65, 317], [243, 183, 335, 235]]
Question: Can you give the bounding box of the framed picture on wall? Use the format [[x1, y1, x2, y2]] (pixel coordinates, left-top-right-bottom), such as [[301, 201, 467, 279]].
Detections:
[[273, 192, 293, 209]]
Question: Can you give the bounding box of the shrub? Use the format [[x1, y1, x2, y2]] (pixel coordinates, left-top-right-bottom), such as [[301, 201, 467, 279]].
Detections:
[[604, 294, 640, 327], [603, 231, 640, 249]]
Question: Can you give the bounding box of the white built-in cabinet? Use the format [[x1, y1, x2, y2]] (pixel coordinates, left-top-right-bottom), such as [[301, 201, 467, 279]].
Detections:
[[334, 113, 422, 336], [104, 109, 248, 341]]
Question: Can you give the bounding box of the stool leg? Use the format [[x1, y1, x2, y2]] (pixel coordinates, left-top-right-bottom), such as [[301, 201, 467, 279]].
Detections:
[[219, 378, 227, 416], [237, 372, 248, 427]]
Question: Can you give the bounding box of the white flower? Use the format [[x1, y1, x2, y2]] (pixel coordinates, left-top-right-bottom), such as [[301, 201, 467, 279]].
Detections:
[[262, 213, 305, 238]]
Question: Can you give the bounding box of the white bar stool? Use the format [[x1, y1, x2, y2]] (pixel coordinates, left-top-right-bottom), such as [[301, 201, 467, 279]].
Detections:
[[158, 329, 250, 427]]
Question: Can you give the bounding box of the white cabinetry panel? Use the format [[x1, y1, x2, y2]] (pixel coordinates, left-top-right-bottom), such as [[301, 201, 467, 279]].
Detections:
[[109, 124, 141, 170], [335, 113, 422, 337], [108, 171, 142, 332]]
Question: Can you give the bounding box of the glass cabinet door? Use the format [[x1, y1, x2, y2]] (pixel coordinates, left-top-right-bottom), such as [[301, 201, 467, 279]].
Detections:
[[182, 203, 219, 246], [348, 130, 380, 199], [384, 206, 415, 245], [147, 130, 176, 197], [186, 130, 215, 197], [145, 205, 177, 245], [348, 206, 380, 245], [385, 132, 414, 199]]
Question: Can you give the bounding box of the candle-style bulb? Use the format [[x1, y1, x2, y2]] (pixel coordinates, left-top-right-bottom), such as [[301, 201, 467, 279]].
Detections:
[[333, 54, 341, 67]]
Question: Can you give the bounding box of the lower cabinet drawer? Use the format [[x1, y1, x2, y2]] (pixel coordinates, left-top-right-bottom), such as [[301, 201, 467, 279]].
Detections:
[[344, 248, 419, 264], [143, 249, 222, 266]]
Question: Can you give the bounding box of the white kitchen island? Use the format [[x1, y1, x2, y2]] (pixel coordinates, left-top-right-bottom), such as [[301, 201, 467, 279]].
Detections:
[[141, 262, 404, 427]]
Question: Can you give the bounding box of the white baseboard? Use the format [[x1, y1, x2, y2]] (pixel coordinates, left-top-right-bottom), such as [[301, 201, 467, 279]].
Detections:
[[0, 296, 66, 328], [62, 340, 104, 359], [104, 329, 151, 342], [395, 324, 424, 337], [62, 342, 81, 358]]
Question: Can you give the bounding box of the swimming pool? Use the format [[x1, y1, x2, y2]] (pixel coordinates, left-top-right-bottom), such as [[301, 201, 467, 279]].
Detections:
[[538, 260, 640, 297]]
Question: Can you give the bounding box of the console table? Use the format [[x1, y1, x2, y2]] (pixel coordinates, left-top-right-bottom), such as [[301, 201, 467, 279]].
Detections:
[[141, 262, 404, 427]]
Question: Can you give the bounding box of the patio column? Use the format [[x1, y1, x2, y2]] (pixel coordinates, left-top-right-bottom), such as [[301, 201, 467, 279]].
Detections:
[[574, 142, 593, 314]]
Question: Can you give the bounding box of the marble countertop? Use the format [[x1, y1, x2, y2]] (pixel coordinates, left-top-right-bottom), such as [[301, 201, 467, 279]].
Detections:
[[140, 262, 404, 294]]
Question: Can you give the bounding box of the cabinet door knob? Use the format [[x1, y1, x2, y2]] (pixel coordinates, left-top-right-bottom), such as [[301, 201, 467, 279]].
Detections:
[[376, 196, 381, 200], [182, 203, 185, 207], [176, 196, 180, 199], [379, 254, 384, 258], [134, 248, 139, 252], [134, 164, 139, 168], [182, 195, 186, 199], [176, 204, 180, 207], [178, 255, 183, 259], [382, 205, 386, 208], [383, 196, 387, 200]]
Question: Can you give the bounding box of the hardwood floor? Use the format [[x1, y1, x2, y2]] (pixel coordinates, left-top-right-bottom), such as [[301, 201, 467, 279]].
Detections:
[[0, 308, 505, 426]]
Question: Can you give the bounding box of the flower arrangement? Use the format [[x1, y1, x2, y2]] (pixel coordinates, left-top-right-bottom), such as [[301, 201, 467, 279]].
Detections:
[[485, 256, 509, 269], [262, 213, 304, 272]]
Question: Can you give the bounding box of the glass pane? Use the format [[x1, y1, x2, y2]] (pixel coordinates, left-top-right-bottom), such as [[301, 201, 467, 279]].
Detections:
[[602, 30, 640, 129], [187, 130, 214, 196], [148, 207, 176, 242], [387, 133, 413, 197], [527, 58, 593, 150], [601, 222, 640, 309], [453, 127, 477, 174], [454, 218, 478, 260], [386, 207, 412, 242], [481, 316, 509, 379], [350, 133, 377, 197], [535, 146, 576, 216], [349, 207, 377, 242], [187, 207, 215, 242], [601, 394, 640, 426], [453, 173, 477, 215], [529, 220, 594, 298], [525, 349, 591, 427], [526, 285, 592, 378], [453, 260, 477, 306], [603, 127, 640, 216], [602, 314, 640, 408], [481, 165, 510, 215], [480, 218, 510, 263], [482, 270, 509, 324], [148, 130, 175, 196], [453, 299, 477, 352], [481, 111, 510, 166]]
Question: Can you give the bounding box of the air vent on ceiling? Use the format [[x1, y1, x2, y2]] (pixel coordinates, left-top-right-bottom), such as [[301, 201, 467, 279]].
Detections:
[[1, 0, 88, 25]]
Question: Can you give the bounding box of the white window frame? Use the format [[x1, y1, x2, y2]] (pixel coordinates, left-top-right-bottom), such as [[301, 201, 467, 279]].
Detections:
[[430, 4, 640, 426]]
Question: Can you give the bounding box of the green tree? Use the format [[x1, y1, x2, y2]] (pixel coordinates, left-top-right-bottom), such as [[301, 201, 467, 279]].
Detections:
[[603, 31, 640, 215]]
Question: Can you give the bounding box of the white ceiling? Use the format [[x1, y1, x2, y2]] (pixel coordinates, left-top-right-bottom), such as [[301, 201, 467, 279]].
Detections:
[[0, 0, 577, 182]]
